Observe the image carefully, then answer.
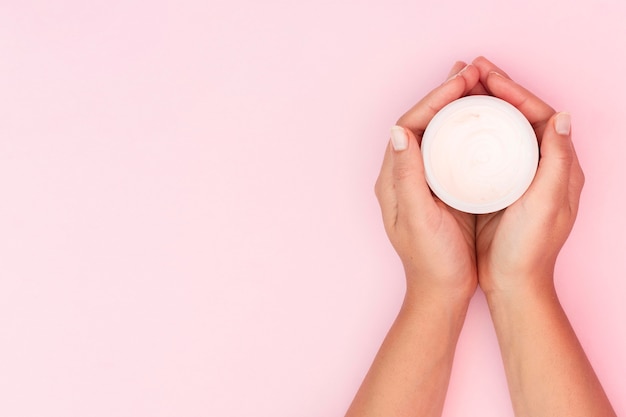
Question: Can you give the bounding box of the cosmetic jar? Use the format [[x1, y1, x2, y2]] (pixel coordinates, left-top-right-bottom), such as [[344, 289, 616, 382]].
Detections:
[[421, 95, 538, 214]]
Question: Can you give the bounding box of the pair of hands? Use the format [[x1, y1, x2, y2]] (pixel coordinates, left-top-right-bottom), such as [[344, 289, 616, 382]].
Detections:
[[375, 56, 585, 304]]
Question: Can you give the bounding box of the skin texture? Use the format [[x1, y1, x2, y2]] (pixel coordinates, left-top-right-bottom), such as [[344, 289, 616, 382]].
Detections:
[[471, 57, 616, 417], [345, 57, 617, 417]]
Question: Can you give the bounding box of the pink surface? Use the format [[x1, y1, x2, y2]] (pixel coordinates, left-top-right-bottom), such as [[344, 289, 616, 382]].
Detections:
[[0, 1, 624, 416]]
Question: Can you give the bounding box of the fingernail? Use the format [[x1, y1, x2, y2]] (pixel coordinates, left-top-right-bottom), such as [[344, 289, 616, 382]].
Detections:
[[458, 63, 470, 75], [446, 64, 470, 82], [489, 70, 504, 78], [390, 126, 408, 151], [555, 112, 571, 135]]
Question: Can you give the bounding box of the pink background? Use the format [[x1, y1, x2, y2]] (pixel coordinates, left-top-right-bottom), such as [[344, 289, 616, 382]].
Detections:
[[1, 1, 624, 416]]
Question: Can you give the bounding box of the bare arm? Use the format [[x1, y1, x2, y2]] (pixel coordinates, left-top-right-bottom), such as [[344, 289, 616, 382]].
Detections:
[[473, 56, 616, 417], [486, 285, 615, 417], [345, 293, 470, 417], [346, 62, 481, 417]]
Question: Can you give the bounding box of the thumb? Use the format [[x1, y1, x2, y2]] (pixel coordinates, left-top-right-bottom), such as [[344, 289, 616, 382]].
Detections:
[[390, 126, 435, 222], [531, 112, 574, 199]]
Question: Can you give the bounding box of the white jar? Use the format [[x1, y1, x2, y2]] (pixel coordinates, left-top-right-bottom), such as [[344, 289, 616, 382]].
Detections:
[[421, 95, 538, 214]]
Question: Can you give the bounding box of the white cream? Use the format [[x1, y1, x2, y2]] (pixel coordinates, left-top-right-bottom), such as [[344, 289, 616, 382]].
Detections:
[[421, 96, 538, 214]]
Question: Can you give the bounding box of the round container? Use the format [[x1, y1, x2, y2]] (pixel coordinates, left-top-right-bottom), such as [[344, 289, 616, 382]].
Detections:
[[421, 95, 538, 214]]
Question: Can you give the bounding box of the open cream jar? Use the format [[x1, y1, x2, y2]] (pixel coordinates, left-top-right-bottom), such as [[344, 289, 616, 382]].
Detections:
[[421, 96, 538, 214]]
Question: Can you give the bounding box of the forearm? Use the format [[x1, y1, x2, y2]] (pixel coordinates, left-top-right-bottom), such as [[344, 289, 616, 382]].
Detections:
[[345, 291, 470, 417], [486, 282, 616, 417]]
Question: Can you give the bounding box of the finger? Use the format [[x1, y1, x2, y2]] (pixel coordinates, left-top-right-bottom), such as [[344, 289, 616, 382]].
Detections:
[[472, 56, 553, 110], [446, 61, 467, 80], [456, 61, 489, 96], [446, 61, 485, 96], [567, 125, 585, 212], [472, 56, 513, 87], [468, 82, 489, 95], [388, 126, 436, 225], [374, 141, 398, 229], [397, 64, 480, 138], [485, 71, 555, 138], [527, 112, 574, 203]]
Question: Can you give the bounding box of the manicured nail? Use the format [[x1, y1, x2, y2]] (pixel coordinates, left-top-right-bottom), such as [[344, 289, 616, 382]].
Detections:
[[446, 64, 470, 82], [390, 126, 408, 151], [458, 64, 470, 75], [555, 112, 571, 136]]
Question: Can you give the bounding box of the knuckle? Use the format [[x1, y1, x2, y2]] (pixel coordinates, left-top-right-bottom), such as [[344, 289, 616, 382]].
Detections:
[[392, 165, 414, 181], [570, 164, 585, 193], [577, 166, 586, 187], [374, 177, 382, 198]]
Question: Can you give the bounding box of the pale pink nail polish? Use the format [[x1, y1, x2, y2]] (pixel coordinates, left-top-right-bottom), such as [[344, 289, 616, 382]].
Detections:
[[390, 126, 408, 151], [555, 112, 571, 136], [446, 64, 471, 83]]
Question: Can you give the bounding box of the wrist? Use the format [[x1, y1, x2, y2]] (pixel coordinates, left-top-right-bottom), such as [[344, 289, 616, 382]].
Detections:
[[483, 276, 559, 314], [403, 285, 474, 321], [399, 291, 471, 346], [404, 271, 477, 309], [479, 263, 555, 299]]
